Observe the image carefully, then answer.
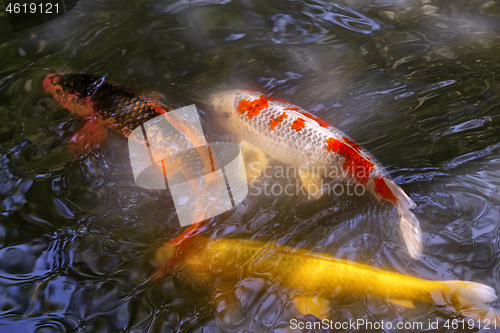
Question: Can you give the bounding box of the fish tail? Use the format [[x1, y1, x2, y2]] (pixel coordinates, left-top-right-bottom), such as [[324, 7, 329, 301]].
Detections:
[[152, 243, 178, 279], [397, 205, 422, 260], [380, 178, 422, 259], [441, 281, 500, 322], [152, 230, 201, 279], [151, 223, 203, 280], [166, 222, 202, 246]]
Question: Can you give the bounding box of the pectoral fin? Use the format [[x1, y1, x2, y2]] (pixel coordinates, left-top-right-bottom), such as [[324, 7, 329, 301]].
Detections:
[[69, 119, 108, 154], [299, 168, 323, 199], [389, 298, 415, 309], [239, 140, 270, 184], [144, 93, 166, 102], [292, 294, 331, 319]]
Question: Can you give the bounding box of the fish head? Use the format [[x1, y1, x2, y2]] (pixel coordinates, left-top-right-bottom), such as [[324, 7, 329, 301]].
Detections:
[[43, 73, 105, 117], [43, 73, 68, 102], [209, 90, 242, 132]]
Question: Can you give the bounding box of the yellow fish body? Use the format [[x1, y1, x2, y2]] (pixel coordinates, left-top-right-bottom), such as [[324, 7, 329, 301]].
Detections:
[[159, 238, 500, 322]]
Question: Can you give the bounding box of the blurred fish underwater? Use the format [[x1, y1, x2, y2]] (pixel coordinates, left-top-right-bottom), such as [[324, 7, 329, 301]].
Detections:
[[157, 237, 500, 326], [1, 0, 500, 332]]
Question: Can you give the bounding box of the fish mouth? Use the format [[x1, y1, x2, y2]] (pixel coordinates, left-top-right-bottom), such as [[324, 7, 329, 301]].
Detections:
[[43, 73, 66, 93], [210, 92, 231, 116]]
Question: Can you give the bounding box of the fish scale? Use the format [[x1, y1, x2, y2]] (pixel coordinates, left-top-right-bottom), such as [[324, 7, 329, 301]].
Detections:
[[54, 73, 173, 137]]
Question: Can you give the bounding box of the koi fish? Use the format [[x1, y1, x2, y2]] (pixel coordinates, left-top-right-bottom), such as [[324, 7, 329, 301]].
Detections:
[[43, 73, 177, 153], [43, 73, 215, 246], [157, 237, 500, 322], [210, 90, 422, 259]]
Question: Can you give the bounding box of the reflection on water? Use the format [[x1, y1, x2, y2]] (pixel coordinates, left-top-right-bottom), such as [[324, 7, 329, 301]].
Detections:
[[1, 0, 500, 331]]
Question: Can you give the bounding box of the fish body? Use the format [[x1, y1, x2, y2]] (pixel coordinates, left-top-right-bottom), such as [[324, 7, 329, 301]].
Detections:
[[43, 73, 214, 180], [43, 73, 172, 138], [169, 237, 499, 322], [210, 90, 422, 258], [44, 73, 215, 246]]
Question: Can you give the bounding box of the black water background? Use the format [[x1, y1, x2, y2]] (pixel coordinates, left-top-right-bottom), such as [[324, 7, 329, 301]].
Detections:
[[1, 0, 500, 332]]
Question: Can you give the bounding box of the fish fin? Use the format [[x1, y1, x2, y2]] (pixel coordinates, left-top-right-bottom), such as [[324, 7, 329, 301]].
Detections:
[[155, 243, 177, 266], [385, 179, 416, 209], [292, 294, 331, 319], [152, 243, 180, 279], [299, 168, 323, 199], [440, 281, 500, 322], [397, 207, 422, 259], [388, 298, 415, 309], [166, 222, 202, 246], [384, 178, 422, 259], [239, 140, 269, 183], [141, 94, 172, 112], [152, 231, 201, 279], [144, 92, 166, 102], [68, 119, 108, 154]]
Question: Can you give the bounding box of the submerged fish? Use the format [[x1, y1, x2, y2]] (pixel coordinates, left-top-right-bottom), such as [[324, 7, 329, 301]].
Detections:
[[43, 73, 176, 153], [210, 90, 422, 259], [157, 237, 500, 322], [43, 73, 214, 245]]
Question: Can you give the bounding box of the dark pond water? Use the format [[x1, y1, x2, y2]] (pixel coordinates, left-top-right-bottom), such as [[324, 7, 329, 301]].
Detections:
[[1, 0, 500, 332]]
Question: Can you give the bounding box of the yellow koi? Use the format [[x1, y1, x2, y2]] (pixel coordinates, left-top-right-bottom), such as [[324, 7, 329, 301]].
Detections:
[[157, 238, 500, 322]]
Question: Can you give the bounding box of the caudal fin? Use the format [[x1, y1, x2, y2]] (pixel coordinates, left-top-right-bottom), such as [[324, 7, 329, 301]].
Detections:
[[397, 207, 422, 259], [441, 281, 500, 322], [384, 179, 422, 259]]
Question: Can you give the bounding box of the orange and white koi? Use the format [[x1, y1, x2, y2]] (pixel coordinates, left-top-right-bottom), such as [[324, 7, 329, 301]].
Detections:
[[210, 90, 422, 259]]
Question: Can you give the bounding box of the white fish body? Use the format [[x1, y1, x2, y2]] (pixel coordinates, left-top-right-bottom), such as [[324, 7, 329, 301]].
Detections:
[[210, 89, 422, 259]]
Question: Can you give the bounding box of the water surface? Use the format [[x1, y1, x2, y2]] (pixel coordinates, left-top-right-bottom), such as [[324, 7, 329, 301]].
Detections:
[[1, 0, 500, 332]]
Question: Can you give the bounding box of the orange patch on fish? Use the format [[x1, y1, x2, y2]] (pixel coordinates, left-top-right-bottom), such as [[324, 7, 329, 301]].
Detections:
[[291, 118, 306, 131], [283, 107, 299, 111], [62, 93, 95, 118], [326, 137, 374, 184], [147, 103, 167, 115], [237, 96, 269, 119], [300, 112, 331, 128], [44, 74, 95, 118], [269, 112, 288, 130], [373, 176, 398, 205]]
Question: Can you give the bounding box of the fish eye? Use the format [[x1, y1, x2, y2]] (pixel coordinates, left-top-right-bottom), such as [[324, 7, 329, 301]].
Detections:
[[224, 112, 230, 119]]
